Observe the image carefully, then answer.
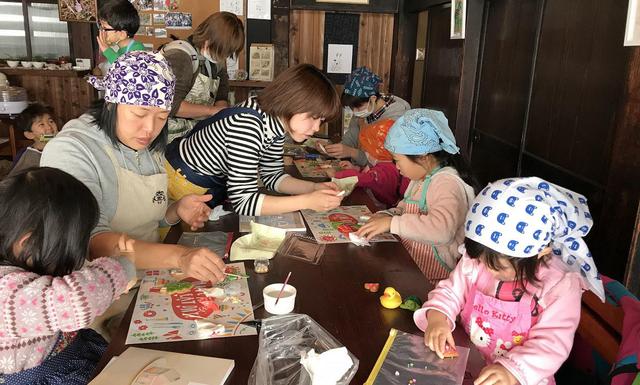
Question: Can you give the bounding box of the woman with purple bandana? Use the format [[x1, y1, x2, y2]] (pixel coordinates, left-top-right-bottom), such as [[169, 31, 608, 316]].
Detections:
[[41, 52, 225, 285], [323, 67, 410, 166], [415, 177, 604, 385]]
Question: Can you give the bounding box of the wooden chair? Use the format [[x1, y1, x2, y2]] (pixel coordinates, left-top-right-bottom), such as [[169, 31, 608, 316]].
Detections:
[[577, 290, 625, 364], [0, 119, 17, 160]]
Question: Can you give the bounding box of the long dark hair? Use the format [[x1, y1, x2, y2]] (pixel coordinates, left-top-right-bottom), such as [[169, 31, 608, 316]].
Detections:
[[0, 167, 99, 277], [88, 99, 168, 152], [407, 150, 480, 193], [464, 238, 548, 291]]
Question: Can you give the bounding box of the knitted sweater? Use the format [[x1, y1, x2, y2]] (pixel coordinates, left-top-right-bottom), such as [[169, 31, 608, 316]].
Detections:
[[0, 257, 135, 374], [388, 167, 476, 270]]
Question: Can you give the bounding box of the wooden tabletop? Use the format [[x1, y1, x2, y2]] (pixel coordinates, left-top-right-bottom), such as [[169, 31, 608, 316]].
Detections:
[[94, 167, 481, 384]]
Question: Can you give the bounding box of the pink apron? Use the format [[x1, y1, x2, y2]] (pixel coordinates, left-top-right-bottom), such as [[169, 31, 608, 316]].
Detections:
[[460, 268, 555, 385], [400, 168, 451, 283]]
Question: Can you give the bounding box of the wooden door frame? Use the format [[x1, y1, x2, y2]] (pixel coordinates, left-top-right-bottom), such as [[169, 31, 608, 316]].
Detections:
[[404, 0, 484, 158]]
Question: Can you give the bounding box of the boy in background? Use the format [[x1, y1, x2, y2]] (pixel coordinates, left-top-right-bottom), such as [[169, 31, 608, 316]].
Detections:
[[97, 0, 146, 63], [8, 103, 58, 177]]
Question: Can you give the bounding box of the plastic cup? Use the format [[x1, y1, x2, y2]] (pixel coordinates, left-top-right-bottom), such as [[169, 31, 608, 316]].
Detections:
[[263, 283, 296, 315]]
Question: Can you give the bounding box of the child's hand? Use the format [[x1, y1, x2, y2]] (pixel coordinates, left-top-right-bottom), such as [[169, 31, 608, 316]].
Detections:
[[96, 31, 109, 52], [356, 216, 392, 240], [339, 160, 358, 170], [424, 310, 455, 359], [325, 168, 337, 178], [474, 364, 518, 385], [177, 194, 212, 230], [324, 143, 356, 159]]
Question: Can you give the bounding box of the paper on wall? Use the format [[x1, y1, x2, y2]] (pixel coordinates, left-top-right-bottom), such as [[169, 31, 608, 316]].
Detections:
[[220, 0, 243, 16], [248, 0, 270, 19], [327, 44, 353, 74]]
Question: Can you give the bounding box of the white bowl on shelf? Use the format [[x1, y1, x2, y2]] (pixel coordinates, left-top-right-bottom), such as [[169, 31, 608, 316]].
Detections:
[[32, 62, 45, 69], [20, 61, 32, 68], [6, 61, 19, 68]]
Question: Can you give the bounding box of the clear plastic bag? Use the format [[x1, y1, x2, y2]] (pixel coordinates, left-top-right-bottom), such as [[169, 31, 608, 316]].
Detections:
[[366, 329, 469, 385], [248, 314, 359, 385]]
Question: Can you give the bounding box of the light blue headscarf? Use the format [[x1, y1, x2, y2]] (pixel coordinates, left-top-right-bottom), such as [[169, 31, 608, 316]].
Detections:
[[465, 177, 604, 301], [344, 67, 382, 98], [384, 109, 460, 155]]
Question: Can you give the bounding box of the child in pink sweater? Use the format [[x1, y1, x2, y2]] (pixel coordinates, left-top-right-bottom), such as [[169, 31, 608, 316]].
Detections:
[[417, 177, 605, 385], [326, 118, 409, 208], [357, 109, 477, 282], [0, 167, 135, 384]]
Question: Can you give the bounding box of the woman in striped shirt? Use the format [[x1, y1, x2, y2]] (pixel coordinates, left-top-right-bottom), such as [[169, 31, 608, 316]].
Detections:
[[165, 64, 345, 215]]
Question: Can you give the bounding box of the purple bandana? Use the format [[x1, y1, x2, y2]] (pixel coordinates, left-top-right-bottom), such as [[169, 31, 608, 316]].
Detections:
[[87, 51, 176, 110]]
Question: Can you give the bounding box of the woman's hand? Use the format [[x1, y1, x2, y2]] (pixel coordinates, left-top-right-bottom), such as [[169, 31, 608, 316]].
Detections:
[[178, 247, 226, 283], [356, 216, 392, 240], [314, 181, 339, 191], [177, 194, 212, 230], [424, 310, 456, 359], [207, 105, 225, 116], [474, 364, 518, 385], [324, 143, 356, 159], [305, 189, 343, 212]]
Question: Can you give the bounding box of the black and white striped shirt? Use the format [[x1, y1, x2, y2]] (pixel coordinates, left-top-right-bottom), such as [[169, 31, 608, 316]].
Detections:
[[177, 97, 287, 215]]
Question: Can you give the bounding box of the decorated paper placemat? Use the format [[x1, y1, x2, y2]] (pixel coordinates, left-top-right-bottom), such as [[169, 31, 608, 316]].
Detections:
[[126, 263, 256, 344]]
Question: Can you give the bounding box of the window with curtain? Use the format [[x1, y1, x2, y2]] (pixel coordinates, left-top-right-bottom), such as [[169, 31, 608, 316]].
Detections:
[[0, 0, 70, 60]]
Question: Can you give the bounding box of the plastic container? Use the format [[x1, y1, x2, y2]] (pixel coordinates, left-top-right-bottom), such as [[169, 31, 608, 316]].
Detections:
[[254, 258, 270, 273]]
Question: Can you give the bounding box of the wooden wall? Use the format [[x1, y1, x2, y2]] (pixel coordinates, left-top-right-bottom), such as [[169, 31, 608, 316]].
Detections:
[[410, 0, 638, 280], [289, 10, 324, 69], [3, 69, 96, 125], [289, 10, 395, 91]]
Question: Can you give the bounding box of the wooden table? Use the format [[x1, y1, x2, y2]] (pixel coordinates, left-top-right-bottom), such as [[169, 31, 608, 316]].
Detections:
[[94, 169, 481, 384]]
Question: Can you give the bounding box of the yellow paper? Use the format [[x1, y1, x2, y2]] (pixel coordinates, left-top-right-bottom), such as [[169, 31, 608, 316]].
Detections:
[[332, 176, 358, 196], [230, 221, 287, 261]]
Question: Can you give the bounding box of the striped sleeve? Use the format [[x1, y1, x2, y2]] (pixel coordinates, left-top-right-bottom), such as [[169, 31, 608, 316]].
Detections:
[[259, 136, 287, 191], [224, 113, 269, 215]]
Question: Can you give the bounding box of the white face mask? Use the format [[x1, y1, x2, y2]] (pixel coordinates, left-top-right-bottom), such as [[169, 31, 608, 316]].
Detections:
[[352, 99, 374, 118], [201, 49, 219, 65]]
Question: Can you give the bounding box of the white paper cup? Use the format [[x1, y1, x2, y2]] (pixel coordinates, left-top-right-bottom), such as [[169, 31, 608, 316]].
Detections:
[[263, 283, 296, 315]]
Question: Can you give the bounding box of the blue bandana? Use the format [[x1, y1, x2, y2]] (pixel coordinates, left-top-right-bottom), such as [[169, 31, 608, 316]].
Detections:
[[384, 109, 460, 155], [465, 177, 604, 301], [344, 67, 381, 98]]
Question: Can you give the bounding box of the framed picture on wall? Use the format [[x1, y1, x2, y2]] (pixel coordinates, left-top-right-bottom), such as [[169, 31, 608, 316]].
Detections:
[[624, 0, 640, 46], [249, 44, 274, 81], [58, 0, 97, 22], [450, 0, 466, 39]]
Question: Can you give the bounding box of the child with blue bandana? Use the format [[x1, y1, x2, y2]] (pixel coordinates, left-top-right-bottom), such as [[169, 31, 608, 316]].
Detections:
[[415, 177, 605, 385], [357, 109, 477, 282]]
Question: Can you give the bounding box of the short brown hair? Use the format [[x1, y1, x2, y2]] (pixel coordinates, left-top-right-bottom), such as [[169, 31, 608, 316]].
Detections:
[[257, 64, 341, 122], [192, 12, 244, 62]]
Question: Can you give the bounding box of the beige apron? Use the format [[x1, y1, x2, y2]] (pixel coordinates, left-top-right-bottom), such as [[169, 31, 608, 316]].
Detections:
[[106, 146, 168, 242], [91, 146, 168, 340], [167, 60, 221, 143]]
